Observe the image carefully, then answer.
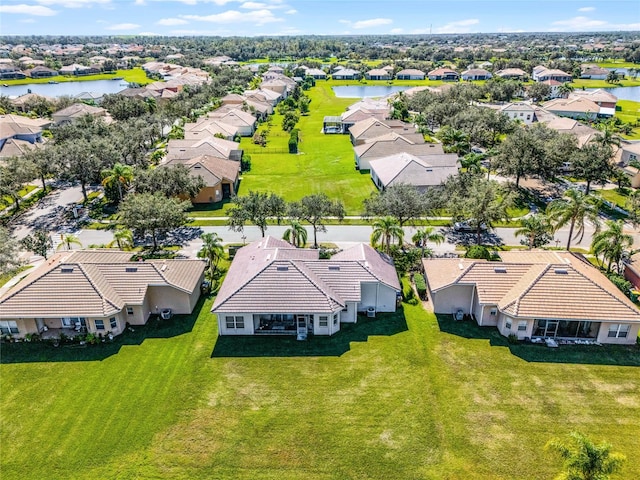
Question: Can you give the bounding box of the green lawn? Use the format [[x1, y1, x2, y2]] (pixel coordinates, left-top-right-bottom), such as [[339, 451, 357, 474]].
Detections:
[[1, 68, 151, 86], [570, 78, 640, 89], [596, 61, 640, 69], [597, 188, 630, 209], [616, 100, 640, 140], [0, 185, 37, 209], [234, 82, 377, 214], [1, 290, 639, 480]]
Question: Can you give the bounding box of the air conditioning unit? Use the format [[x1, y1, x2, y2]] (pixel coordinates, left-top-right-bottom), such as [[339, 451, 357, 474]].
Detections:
[[367, 306, 376, 318]]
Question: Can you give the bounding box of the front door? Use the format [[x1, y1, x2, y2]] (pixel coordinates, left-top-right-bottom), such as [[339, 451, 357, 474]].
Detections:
[[222, 183, 231, 199]]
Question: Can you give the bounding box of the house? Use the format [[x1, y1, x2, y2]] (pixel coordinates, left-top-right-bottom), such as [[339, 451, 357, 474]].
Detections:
[[396, 69, 425, 80], [569, 89, 618, 110], [304, 68, 327, 80], [25, 66, 58, 78], [369, 152, 459, 191], [623, 252, 640, 290], [184, 118, 239, 141], [207, 108, 257, 136], [52, 103, 110, 125], [532, 65, 572, 83], [164, 154, 239, 203], [427, 68, 459, 81], [354, 133, 445, 170], [619, 142, 640, 166], [366, 69, 392, 81], [244, 88, 282, 106], [542, 97, 604, 120], [348, 118, 418, 146], [0, 65, 25, 80], [75, 91, 105, 104], [58, 63, 100, 76], [166, 136, 243, 162], [0, 114, 50, 156], [9, 93, 54, 113], [211, 237, 401, 336], [423, 250, 640, 345], [0, 250, 206, 340], [266, 65, 285, 75], [494, 68, 528, 80], [461, 68, 492, 81], [538, 79, 563, 99], [332, 68, 361, 80], [220, 93, 246, 106], [580, 64, 610, 80], [499, 103, 537, 125]]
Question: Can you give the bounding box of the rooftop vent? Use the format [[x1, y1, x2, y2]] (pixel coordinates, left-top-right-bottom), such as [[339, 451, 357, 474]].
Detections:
[[494, 267, 507, 273], [61, 267, 74, 273], [554, 268, 568, 274], [328, 265, 340, 271], [125, 267, 138, 273], [276, 266, 288, 272]]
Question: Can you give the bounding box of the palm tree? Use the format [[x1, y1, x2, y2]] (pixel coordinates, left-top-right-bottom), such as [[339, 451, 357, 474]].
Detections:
[[411, 227, 444, 258], [197, 232, 225, 280], [282, 220, 308, 248], [437, 126, 470, 155], [107, 228, 134, 251], [370, 216, 404, 254], [547, 189, 601, 251], [101, 163, 133, 203], [57, 234, 82, 251], [594, 121, 621, 149], [545, 432, 626, 480], [557, 82, 574, 98], [591, 219, 633, 273], [514, 214, 553, 249]]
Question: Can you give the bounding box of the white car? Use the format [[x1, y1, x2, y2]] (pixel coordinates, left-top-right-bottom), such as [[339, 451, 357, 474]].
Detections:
[[454, 221, 488, 233]]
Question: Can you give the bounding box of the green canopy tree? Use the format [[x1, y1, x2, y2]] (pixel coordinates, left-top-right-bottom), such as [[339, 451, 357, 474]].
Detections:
[[289, 193, 345, 249], [119, 193, 191, 251], [227, 191, 286, 237], [591, 219, 633, 273], [0, 156, 36, 215], [134, 165, 205, 199], [545, 432, 626, 480], [101, 162, 134, 204], [362, 184, 430, 227], [547, 189, 601, 251], [0, 226, 21, 275], [572, 143, 614, 194], [21, 230, 53, 259], [515, 214, 553, 249]]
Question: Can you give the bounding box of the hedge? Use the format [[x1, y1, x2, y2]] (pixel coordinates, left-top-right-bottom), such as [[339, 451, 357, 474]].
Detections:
[[413, 273, 427, 300]]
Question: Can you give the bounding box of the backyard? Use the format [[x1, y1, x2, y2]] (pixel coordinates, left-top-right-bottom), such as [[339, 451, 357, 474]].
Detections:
[[1, 291, 639, 480]]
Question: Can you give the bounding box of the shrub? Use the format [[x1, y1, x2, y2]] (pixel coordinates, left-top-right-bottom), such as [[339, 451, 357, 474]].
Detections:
[[465, 245, 492, 260], [413, 273, 427, 300], [508, 333, 519, 344], [241, 153, 252, 172], [606, 272, 633, 297]]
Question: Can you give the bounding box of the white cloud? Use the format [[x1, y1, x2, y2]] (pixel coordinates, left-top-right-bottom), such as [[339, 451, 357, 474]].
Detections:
[[181, 9, 283, 25], [157, 17, 188, 25], [352, 18, 392, 29], [36, 0, 110, 7], [338, 19, 350, 24], [434, 18, 479, 34], [241, 1, 267, 8], [106, 22, 141, 30], [284, 8, 296, 14], [20, 17, 37, 22], [0, 4, 57, 15], [390, 28, 403, 34], [550, 16, 640, 31], [578, 6, 595, 12]]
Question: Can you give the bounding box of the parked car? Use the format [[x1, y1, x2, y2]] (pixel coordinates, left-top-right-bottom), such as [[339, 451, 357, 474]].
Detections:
[[454, 221, 488, 233]]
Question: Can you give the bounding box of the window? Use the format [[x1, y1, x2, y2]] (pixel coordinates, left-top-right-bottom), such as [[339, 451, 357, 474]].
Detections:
[[95, 320, 105, 331], [0, 321, 19, 335], [630, 154, 637, 162], [319, 316, 328, 327], [489, 308, 497, 316], [518, 321, 527, 332], [333, 314, 338, 325], [110, 317, 117, 329], [225, 316, 244, 329], [505, 319, 512, 330], [126, 307, 134, 315], [608, 324, 630, 338]]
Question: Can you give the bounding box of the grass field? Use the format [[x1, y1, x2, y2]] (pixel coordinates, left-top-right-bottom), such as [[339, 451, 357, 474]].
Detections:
[[236, 82, 377, 214], [570, 78, 640, 89], [1, 68, 151, 86], [615, 100, 640, 140], [1, 289, 639, 480], [0, 185, 37, 209]]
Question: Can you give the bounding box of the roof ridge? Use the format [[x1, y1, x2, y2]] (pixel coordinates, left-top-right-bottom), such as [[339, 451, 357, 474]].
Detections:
[[291, 260, 344, 309], [212, 257, 276, 310], [75, 263, 122, 315], [499, 263, 550, 316]]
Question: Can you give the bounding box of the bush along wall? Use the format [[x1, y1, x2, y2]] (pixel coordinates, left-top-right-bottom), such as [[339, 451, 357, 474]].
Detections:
[[288, 128, 299, 154]]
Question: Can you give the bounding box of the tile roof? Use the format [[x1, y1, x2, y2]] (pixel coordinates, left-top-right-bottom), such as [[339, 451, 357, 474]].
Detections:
[[212, 238, 400, 314], [0, 114, 50, 139], [369, 152, 459, 188], [53, 103, 106, 119], [423, 251, 640, 322], [166, 136, 240, 161], [543, 97, 601, 114], [165, 154, 239, 186], [0, 250, 205, 319], [355, 134, 445, 160]]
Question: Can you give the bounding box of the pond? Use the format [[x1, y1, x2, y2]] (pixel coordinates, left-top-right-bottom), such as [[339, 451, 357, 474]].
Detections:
[[0, 79, 130, 98], [332, 85, 411, 98], [587, 86, 640, 102]]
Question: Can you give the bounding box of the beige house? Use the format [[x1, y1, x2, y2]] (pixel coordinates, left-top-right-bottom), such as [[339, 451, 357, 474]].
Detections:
[[369, 152, 459, 191], [166, 136, 242, 162], [348, 117, 418, 146], [207, 108, 256, 136], [52, 103, 111, 125], [184, 118, 240, 141], [354, 132, 444, 170], [212, 237, 401, 337], [423, 251, 640, 345], [165, 154, 239, 203], [542, 97, 605, 120], [0, 250, 205, 339]]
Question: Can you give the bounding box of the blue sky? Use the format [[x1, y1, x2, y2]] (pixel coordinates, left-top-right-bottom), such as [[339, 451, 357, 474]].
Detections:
[[1, 0, 639, 37]]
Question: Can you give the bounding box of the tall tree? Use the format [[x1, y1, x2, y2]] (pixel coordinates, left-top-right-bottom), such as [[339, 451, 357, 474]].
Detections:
[[370, 216, 404, 254], [572, 143, 614, 194], [227, 191, 286, 237], [362, 184, 429, 227], [557, 82, 574, 98], [21, 230, 53, 259], [527, 82, 552, 102], [282, 220, 308, 247], [545, 432, 626, 480], [411, 226, 444, 258], [0, 157, 36, 215], [23, 146, 57, 193], [101, 162, 134, 204], [107, 228, 134, 250], [197, 232, 225, 280], [591, 219, 633, 273], [56, 234, 82, 251], [289, 193, 345, 249], [119, 193, 191, 251], [134, 165, 205, 199], [515, 214, 553, 249], [547, 189, 601, 251], [0, 226, 21, 275]]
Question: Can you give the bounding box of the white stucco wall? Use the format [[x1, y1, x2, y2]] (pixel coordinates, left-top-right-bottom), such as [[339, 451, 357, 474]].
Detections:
[[596, 322, 640, 345], [431, 285, 474, 315]]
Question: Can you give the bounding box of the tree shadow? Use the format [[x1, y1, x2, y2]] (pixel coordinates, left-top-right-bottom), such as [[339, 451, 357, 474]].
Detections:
[[436, 314, 640, 366], [211, 310, 409, 358], [0, 296, 206, 364], [444, 228, 504, 247]]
